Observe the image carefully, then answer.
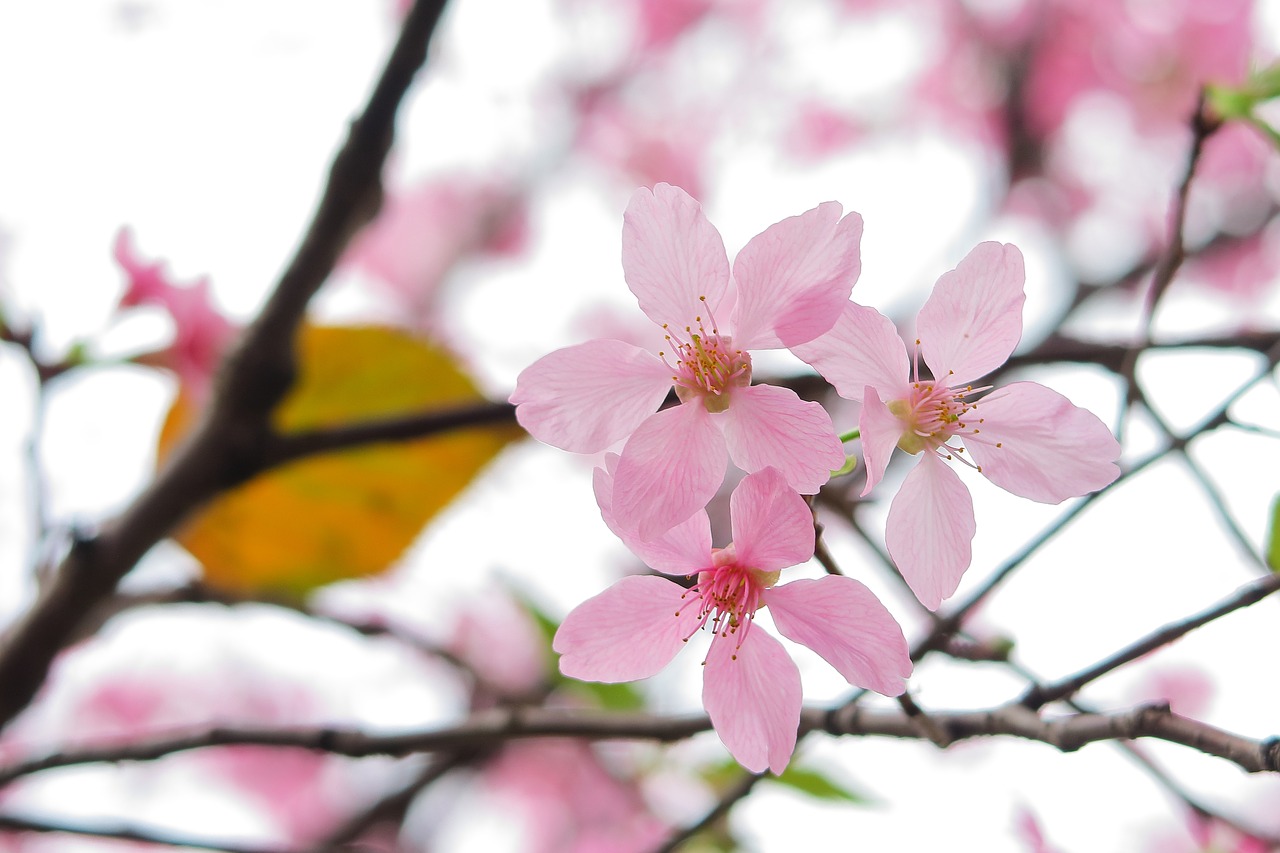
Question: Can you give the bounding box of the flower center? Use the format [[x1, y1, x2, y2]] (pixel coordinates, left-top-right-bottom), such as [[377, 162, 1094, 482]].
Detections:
[[889, 381, 980, 455], [888, 339, 992, 467], [659, 298, 752, 414], [675, 546, 779, 657]]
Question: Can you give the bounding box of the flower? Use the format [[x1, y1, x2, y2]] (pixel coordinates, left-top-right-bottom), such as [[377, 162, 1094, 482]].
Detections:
[[794, 242, 1121, 610], [113, 227, 237, 399], [553, 465, 911, 774], [511, 183, 859, 540]]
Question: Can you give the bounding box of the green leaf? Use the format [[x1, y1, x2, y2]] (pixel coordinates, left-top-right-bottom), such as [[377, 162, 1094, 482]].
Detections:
[[768, 765, 870, 805], [830, 454, 858, 478], [1266, 493, 1280, 572]]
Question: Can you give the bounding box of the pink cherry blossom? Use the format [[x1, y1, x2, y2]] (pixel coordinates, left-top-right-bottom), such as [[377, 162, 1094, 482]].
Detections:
[[554, 465, 911, 774], [113, 227, 237, 400], [511, 183, 857, 540], [340, 177, 526, 324], [794, 242, 1121, 610]]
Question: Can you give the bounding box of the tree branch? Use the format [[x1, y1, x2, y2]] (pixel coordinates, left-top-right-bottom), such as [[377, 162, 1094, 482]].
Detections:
[[0, 813, 291, 853], [3, 699, 1279, 789], [1021, 571, 1280, 710], [0, 0, 452, 735]]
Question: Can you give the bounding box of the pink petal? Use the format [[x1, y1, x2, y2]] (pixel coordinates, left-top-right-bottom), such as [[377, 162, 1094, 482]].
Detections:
[[729, 204, 863, 350], [727, 468, 814, 572], [702, 628, 801, 775], [858, 386, 905, 496], [721, 384, 843, 494], [916, 242, 1025, 385], [511, 339, 673, 453], [622, 183, 731, 330], [964, 381, 1121, 503], [885, 453, 976, 610], [765, 576, 911, 696], [791, 301, 911, 402], [597, 461, 714, 575], [554, 576, 704, 682], [611, 401, 727, 541]]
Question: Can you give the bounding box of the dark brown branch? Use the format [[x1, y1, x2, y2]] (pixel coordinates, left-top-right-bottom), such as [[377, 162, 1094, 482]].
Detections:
[[0, 0, 452, 734], [816, 703, 1280, 773], [1003, 330, 1280, 374], [1021, 571, 1280, 710], [263, 400, 516, 468], [4, 698, 1279, 789], [0, 814, 290, 853]]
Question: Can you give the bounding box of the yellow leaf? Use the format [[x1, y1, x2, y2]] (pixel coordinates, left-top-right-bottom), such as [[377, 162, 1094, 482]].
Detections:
[[159, 325, 519, 596]]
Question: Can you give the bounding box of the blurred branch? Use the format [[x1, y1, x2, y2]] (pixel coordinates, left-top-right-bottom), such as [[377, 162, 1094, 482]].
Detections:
[[653, 770, 763, 853], [0, 0, 452, 734], [310, 753, 475, 852], [0, 814, 290, 853], [1020, 571, 1280, 710], [1002, 330, 1280, 373]]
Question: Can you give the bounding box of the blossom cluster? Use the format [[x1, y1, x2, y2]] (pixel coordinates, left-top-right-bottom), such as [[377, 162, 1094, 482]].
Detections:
[[510, 183, 1121, 773]]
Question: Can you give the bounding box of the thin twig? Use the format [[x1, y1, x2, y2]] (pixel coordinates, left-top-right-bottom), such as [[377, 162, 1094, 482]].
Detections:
[[1021, 571, 1280, 710], [0, 814, 291, 853], [651, 771, 764, 853]]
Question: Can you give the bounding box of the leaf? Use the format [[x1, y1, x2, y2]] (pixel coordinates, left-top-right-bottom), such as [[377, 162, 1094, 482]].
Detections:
[[159, 325, 520, 595], [1267, 494, 1280, 573], [768, 765, 870, 805]]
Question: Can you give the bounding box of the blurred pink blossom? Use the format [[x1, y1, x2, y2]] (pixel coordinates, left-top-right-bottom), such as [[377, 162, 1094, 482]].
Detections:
[[113, 227, 237, 399], [796, 243, 1120, 609], [448, 590, 548, 699], [341, 177, 527, 324], [483, 740, 667, 853], [1023, 0, 1253, 138], [555, 466, 911, 773], [512, 182, 855, 540]]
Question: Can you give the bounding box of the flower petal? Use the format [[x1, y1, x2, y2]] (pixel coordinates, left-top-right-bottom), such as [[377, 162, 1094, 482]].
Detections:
[[964, 381, 1121, 503], [622, 183, 731, 330], [554, 576, 704, 682], [721, 384, 843, 494], [611, 401, 727, 541], [885, 452, 975, 610], [729, 204, 863, 350], [765, 576, 911, 696], [916, 242, 1025, 385], [727, 468, 814, 572], [858, 386, 904, 496], [702, 628, 801, 775], [511, 339, 672, 453], [791, 301, 911, 402], [597, 461, 714, 575]]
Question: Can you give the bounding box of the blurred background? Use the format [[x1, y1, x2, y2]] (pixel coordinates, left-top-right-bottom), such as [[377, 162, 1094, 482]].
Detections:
[[3, 0, 1280, 850]]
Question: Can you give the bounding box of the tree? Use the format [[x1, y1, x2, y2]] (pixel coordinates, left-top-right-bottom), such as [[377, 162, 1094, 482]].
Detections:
[[1, 0, 1278, 850]]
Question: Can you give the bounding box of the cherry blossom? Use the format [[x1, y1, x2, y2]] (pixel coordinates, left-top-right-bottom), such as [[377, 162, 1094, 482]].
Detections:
[[795, 242, 1121, 609], [553, 465, 911, 774], [511, 183, 857, 539], [113, 227, 237, 399]]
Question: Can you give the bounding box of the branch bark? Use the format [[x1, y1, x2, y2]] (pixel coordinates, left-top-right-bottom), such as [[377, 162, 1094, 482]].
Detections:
[[0, 0, 451, 734]]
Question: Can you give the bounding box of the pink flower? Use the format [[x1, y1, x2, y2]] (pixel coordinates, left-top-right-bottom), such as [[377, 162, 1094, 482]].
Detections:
[[795, 242, 1121, 610], [341, 177, 526, 323], [553, 466, 911, 774], [113, 227, 237, 399], [511, 183, 858, 540]]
